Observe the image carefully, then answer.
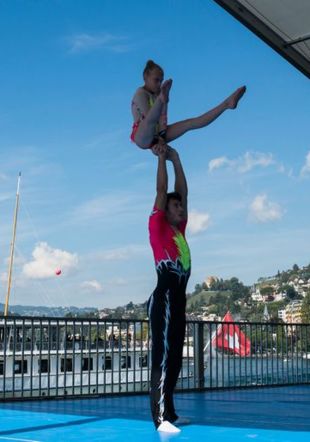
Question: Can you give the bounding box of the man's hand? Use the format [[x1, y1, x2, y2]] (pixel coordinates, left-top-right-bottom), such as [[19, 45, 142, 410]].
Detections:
[[166, 145, 179, 162], [152, 139, 167, 157]]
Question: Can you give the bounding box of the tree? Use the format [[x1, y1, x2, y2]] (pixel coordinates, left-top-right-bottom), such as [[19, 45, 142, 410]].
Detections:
[[260, 286, 274, 296], [280, 272, 290, 283], [193, 283, 202, 295], [286, 286, 298, 300], [292, 264, 299, 272], [301, 292, 310, 323]]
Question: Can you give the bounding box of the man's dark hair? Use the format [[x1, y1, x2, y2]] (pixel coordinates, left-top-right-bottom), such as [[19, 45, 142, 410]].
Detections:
[[166, 191, 182, 208]]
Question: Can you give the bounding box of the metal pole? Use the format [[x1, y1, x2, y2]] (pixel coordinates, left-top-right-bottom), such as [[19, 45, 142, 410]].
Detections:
[[4, 172, 21, 316]]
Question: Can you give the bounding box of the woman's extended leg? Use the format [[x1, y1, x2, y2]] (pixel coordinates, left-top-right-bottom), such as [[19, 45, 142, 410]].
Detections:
[[165, 86, 246, 143], [134, 80, 172, 149]]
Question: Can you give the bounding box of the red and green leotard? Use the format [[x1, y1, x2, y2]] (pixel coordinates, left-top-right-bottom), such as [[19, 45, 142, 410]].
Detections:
[[149, 206, 191, 276]]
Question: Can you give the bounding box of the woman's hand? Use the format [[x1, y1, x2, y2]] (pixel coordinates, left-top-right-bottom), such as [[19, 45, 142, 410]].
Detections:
[[152, 140, 167, 157]]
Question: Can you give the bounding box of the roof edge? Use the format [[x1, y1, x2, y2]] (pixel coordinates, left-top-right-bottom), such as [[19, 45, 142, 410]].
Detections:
[[213, 0, 310, 79]]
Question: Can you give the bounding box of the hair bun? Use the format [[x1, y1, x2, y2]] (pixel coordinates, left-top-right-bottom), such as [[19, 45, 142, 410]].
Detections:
[[143, 60, 164, 77]]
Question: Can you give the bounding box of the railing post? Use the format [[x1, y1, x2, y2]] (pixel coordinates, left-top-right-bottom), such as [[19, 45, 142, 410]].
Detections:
[[194, 322, 205, 390]]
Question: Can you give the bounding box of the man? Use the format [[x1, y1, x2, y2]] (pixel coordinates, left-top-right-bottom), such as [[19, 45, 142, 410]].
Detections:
[[148, 143, 191, 433]]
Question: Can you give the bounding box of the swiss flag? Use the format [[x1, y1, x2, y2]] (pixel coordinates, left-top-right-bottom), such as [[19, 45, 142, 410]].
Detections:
[[212, 311, 251, 356]]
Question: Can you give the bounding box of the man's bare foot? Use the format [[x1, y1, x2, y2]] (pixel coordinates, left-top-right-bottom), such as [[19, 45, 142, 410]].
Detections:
[[225, 85, 246, 109], [159, 79, 173, 103]]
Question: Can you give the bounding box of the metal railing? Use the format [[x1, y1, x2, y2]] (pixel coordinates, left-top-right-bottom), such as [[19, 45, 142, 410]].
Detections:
[[0, 316, 309, 400]]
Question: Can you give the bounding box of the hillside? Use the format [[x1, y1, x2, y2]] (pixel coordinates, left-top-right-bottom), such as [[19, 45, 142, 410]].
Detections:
[[186, 290, 231, 310]]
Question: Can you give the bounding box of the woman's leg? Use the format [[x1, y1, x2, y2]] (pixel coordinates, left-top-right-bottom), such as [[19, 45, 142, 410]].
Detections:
[[158, 102, 168, 135], [165, 86, 246, 143], [165, 105, 225, 142], [134, 80, 172, 149]]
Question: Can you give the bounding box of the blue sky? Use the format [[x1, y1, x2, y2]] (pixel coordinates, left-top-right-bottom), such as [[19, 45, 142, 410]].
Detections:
[[0, 0, 309, 309]]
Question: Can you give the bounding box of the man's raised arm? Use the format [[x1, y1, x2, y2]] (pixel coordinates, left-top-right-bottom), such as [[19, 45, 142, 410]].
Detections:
[[167, 147, 188, 221], [153, 145, 168, 211]]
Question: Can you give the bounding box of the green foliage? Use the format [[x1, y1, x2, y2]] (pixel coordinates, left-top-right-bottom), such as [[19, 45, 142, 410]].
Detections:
[[286, 286, 298, 300], [98, 262, 310, 321], [301, 292, 310, 323], [260, 286, 274, 296]]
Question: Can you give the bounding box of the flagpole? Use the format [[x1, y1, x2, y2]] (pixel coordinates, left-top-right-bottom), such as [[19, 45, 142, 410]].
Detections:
[[4, 172, 21, 317]]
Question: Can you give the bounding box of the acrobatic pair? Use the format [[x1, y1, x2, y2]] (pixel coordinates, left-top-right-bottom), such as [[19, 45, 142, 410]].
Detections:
[[131, 60, 246, 433]]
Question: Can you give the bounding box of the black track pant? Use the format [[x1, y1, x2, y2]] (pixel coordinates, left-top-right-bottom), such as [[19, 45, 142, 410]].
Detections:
[[148, 268, 189, 428]]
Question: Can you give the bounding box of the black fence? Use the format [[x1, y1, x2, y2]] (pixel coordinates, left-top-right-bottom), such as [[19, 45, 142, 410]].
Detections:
[[0, 316, 309, 400]]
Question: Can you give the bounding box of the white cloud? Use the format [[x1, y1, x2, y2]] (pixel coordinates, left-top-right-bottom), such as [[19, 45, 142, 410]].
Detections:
[[108, 277, 127, 286], [208, 156, 230, 172], [73, 193, 136, 221], [237, 152, 274, 173], [91, 244, 148, 262], [67, 32, 130, 54], [22, 242, 78, 279], [187, 210, 211, 234], [209, 151, 277, 174], [249, 194, 283, 223], [300, 151, 310, 177], [81, 280, 102, 292], [71, 192, 149, 228]]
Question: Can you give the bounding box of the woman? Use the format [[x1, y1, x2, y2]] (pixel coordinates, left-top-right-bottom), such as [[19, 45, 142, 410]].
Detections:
[[131, 59, 246, 149]]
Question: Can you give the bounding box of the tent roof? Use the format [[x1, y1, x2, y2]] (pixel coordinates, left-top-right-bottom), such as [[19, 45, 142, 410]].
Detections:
[[213, 0, 310, 79]]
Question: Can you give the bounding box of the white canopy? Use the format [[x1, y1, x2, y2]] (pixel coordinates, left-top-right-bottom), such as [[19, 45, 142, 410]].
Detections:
[[213, 0, 310, 78]]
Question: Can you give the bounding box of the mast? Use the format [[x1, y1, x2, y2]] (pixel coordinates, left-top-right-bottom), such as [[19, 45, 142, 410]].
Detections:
[[4, 172, 21, 316]]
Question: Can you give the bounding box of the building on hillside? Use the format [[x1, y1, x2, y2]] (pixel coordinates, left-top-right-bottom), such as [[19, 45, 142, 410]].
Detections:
[[250, 287, 263, 302], [202, 313, 220, 322], [263, 304, 270, 321], [274, 291, 287, 302], [99, 310, 110, 319], [278, 309, 286, 321], [285, 300, 303, 323], [204, 276, 219, 288]]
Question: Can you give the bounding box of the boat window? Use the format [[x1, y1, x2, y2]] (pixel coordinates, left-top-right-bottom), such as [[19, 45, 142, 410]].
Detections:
[[14, 360, 28, 375], [82, 357, 93, 371], [0, 360, 3, 375], [60, 358, 73, 372], [121, 355, 131, 369], [102, 355, 112, 370], [38, 359, 49, 374], [139, 355, 148, 368]]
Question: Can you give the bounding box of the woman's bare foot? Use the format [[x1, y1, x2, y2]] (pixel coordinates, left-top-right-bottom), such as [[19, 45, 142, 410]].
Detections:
[[225, 85, 246, 109], [159, 79, 173, 103]]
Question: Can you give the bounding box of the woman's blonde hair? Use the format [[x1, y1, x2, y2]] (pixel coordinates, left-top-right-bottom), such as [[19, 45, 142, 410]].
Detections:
[[143, 60, 164, 79]]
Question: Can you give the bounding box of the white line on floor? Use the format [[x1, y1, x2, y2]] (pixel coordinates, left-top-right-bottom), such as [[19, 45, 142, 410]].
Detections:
[[0, 437, 41, 442]]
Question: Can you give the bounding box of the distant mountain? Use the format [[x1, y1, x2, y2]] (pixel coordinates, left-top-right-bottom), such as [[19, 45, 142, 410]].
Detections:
[[0, 303, 98, 317]]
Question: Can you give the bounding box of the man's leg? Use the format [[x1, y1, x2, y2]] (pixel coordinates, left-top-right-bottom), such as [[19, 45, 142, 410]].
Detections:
[[164, 296, 186, 422], [149, 289, 172, 428]]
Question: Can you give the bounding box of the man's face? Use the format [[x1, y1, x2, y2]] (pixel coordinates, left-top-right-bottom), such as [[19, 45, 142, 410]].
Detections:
[[166, 198, 184, 226]]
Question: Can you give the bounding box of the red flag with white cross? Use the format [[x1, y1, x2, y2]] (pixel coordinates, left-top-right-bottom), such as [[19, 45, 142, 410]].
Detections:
[[212, 311, 251, 356]]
